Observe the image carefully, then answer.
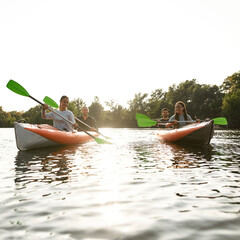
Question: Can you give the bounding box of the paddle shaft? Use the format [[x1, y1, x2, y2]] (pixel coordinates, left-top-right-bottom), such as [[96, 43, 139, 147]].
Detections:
[[157, 120, 197, 123], [29, 95, 45, 106], [74, 116, 110, 139], [154, 119, 226, 125], [74, 117, 93, 130]]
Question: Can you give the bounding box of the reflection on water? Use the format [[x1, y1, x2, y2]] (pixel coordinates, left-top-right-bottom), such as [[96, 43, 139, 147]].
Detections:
[[14, 144, 97, 187], [15, 146, 74, 186], [165, 142, 213, 169], [133, 140, 214, 170], [1, 129, 240, 240]]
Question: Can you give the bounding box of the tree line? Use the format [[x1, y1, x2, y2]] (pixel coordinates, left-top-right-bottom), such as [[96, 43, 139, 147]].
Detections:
[[1, 71, 240, 129]]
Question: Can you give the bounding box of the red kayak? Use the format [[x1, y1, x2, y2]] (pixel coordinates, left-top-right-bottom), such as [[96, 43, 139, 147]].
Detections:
[[14, 122, 99, 150], [155, 120, 214, 145]]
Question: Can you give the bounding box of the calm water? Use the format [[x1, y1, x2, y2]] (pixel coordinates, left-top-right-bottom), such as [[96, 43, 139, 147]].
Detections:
[[0, 128, 240, 240]]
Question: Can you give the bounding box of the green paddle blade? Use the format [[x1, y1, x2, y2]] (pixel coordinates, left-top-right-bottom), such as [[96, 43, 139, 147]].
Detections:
[[95, 137, 112, 144], [43, 96, 59, 108], [135, 113, 157, 127], [136, 113, 150, 120], [6, 80, 29, 97], [213, 117, 228, 125]]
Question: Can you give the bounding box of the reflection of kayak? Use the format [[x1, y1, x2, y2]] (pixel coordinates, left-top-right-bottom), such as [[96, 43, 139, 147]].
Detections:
[[14, 122, 98, 151], [156, 120, 214, 145]]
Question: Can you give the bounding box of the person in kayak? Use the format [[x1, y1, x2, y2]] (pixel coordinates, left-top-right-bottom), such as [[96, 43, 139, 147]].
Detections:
[[77, 106, 98, 131], [42, 95, 78, 132], [157, 108, 170, 128], [166, 101, 199, 129]]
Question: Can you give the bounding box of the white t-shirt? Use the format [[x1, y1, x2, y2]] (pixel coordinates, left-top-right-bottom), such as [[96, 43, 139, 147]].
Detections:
[[169, 114, 193, 128], [45, 110, 76, 132]]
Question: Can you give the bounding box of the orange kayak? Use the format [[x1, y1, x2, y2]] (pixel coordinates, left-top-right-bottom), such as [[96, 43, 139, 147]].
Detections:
[[14, 122, 98, 150], [156, 120, 214, 145]]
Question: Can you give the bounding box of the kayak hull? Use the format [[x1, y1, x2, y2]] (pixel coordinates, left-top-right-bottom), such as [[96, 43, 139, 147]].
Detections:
[[156, 121, 214, 145], [14, 122, 98, 151]]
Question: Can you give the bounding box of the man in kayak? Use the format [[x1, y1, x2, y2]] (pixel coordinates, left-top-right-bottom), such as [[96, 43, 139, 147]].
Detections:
[[42, 95, 78, 132], [78, 106, 98, 131], [157, 108, 170, 128], [166, 101, 199, 129]]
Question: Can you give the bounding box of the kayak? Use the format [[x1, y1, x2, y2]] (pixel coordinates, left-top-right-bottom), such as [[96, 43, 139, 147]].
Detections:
[[155, 120, 214, 145], [14, 122, 99, 151]]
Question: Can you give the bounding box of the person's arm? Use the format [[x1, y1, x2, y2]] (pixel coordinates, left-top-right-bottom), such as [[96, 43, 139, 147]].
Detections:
[[73, 122, 79, 129], [165, 120, 178, 128], [165, 116, 177, 128], [42, 104, 48, 119]]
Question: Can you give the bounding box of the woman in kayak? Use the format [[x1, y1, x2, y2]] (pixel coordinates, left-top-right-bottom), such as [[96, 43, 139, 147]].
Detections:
[[166, 101, 199, 129], [42, 95, 78, 132]]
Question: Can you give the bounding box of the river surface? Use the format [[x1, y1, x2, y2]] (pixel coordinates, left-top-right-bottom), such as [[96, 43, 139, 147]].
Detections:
[[0, 128, 240, 240]]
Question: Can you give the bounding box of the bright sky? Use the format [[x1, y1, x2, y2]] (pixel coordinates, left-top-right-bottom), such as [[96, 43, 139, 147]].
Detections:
[[1, 0, 240, 112]]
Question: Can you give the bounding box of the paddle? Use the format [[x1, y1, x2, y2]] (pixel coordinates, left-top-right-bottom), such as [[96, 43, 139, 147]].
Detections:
[[211, 117, 228, 125], [135, 113, 228, 127], [135, 113, 158, 127], [43, 96, 111, 139], [6, 80, 110, 144]]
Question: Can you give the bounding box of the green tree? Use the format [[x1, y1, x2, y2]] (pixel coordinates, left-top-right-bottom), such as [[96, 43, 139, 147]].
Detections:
[[165, 80, 223, 119], [105, 100, 126, 127], [222, 89, 240, 128], [9, 111, 24, 125], [89, 96, 104, 125], [68, 98, 86, 117], [165, 80, 199, 106], [23, 105, 46, 124], [0, 107, 12, 127], [190, 84, 223, 119], [128, 93, 149, 117], [221, 71, 240, 93], [221, 71, 240, 128], [147, 89, 166, 118]]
